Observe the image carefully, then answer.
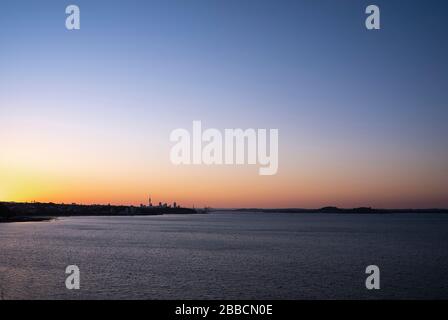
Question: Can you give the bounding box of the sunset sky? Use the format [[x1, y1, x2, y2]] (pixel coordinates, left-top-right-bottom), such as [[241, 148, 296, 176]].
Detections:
[[1, 0, 447, 208]]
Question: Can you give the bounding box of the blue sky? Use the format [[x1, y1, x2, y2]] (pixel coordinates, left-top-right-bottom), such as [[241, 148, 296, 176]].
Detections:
[[1, 0, 447, 207]]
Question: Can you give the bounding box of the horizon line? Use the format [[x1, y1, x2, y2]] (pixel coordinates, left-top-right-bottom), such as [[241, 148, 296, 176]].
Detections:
[[2, 200, 448, 211]]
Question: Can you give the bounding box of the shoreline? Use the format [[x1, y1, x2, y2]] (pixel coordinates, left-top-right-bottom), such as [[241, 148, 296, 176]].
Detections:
[[0, 216, 55, 223], [0, 201, 202, 223], [2, 202, 448, 224], [224, 207, 448, 214]]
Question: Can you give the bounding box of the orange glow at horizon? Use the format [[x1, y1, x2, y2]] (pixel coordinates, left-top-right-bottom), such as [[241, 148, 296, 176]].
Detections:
[[1, 114, 447, 209], [2, 158, 448, 209]]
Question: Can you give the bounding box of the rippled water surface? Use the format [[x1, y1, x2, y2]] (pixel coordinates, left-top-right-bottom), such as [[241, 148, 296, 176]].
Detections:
[[1, 212, 447, 299]]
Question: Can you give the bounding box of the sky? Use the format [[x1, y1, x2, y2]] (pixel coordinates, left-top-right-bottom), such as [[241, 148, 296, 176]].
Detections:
[[1, 0, 447, 208]]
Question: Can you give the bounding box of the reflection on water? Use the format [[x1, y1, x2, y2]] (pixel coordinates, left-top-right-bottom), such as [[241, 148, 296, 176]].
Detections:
[[0, 212, 447, 299]]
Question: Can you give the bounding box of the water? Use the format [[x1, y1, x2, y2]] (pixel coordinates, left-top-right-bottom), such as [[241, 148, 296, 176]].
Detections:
[[0, 212, 447, 300]]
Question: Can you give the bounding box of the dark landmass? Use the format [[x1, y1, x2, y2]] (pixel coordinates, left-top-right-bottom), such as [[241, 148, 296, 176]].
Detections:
[[0, 201, 199, 223], [225, 206, 448, 214], [0, 216, 54, 223], [2, 202, 447, 223]]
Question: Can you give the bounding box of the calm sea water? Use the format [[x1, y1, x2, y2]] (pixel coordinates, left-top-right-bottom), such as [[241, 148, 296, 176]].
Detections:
[[0, 212, 447, 300]]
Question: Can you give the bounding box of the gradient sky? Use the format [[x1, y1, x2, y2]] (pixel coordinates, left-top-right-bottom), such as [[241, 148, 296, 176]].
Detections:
[[1, 0, 447, 208]]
